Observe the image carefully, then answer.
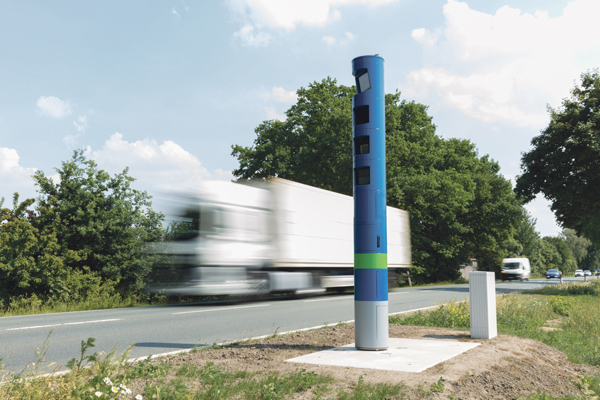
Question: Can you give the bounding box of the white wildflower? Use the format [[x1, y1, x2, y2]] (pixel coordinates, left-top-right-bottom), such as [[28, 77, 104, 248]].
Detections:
[[95, 392, 103, 397]]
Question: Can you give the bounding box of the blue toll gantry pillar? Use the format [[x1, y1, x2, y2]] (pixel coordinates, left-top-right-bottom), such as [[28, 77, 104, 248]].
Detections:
[[352, 54, 388, 351]]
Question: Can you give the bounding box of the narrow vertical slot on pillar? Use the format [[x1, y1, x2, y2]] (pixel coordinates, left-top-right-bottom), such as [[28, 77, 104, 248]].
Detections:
[[377, 235, 380, 247]]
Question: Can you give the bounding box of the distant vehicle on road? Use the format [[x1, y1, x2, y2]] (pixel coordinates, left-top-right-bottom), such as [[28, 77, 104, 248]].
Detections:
[[595, 269, 600, 277], [574, 269, 584, 277], [501, 258, 531, 281], [546, 269, 562, 279], [584, 270, 592, 276]]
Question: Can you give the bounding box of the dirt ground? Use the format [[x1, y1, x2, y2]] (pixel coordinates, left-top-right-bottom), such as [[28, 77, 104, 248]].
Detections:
[[132, 323, 599, 399]]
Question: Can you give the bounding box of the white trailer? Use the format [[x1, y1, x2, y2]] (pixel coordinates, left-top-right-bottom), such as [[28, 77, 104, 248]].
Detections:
[[145, 177, 411, 296]]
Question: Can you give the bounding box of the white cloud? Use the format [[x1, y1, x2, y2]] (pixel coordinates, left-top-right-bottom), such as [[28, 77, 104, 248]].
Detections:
[[411, 27, 440, 46], [405, 0, 600, 129], [263, 87, 298, 103], [36, 96, 72, 119], [265, 107, 286, 121], [0, 147, 38, 202], [233, 25, 272, 47], [227, 0, 395, 45], [89, 133, 233, 193], [63, 134, 80, 148], [322, 36, 336, 46], [73, 115, 88, 133], [322, 31, 355, 47]]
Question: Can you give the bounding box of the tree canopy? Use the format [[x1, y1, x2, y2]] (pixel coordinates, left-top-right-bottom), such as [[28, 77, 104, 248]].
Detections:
[[1, 151, 167, 306], [232, 78, 521, 281], [516, 70, 600, 244]]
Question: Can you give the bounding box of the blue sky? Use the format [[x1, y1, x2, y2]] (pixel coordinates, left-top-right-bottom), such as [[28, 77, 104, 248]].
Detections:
[[1, 0, 599, 238]]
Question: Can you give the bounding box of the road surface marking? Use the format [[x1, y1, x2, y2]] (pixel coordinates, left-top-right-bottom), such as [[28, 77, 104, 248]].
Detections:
[[389, 292, 409, 295], [6, 319, 122, 331], [303, 296, 351, 303], [172, 304, 270, 315], [63, 319, 122, 326]]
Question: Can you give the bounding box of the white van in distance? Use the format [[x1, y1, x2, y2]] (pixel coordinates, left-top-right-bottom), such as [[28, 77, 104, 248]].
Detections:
[[500, 258, 531, 282]]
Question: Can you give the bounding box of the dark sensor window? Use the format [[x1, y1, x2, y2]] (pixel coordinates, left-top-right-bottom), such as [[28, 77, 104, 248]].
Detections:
[[354, 105, 369, 125], [355, 167, 370, 186], [354, 136, 369, 155]]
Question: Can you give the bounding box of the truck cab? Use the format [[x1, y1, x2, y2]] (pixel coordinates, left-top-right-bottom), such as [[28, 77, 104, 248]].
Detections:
[[146, 182, 277, 296]]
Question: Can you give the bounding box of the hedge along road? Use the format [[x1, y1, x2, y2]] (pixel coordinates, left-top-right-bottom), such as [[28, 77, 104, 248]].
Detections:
[[0, 277, 589, 374]]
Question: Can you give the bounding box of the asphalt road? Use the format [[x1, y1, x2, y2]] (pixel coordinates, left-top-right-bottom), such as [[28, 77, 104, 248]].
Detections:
[[0, 276, 594, 374]]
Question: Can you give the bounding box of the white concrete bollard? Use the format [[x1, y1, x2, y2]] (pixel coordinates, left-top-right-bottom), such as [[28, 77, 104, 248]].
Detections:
[[469, 271, 497, 339]]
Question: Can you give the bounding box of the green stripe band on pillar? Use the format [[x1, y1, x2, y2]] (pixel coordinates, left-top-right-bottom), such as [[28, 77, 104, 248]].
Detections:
[[354, 253, 388, 269]]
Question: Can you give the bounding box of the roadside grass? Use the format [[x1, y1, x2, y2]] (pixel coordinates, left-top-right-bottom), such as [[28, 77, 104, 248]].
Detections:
[[390, 280, 600, 399], [0, 294, 232, 318]]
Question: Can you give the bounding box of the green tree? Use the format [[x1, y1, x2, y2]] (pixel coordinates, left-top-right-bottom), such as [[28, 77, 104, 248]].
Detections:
[[0, 194, 42, 304], [516, 70, 600, 244], [561, 228, 591, 265], [31, 151, 164, 293], [232, 78, 355, 195], [232, 78, 521, 281], [538, 239, 561, 275], [580, 245, 600, 271], [544, 236, 577, 275], [0, 194, 99, 305]]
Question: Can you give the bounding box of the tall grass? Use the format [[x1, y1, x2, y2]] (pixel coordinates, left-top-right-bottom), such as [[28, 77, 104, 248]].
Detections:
[[0, 293, 232, 318], [0, 293, 161, 318]]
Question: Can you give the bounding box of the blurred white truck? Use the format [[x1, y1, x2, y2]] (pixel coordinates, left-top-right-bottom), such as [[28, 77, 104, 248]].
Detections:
[[145, 177, 411, 296]]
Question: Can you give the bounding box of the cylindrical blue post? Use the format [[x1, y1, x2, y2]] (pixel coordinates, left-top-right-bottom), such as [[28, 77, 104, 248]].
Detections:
[[352, 54, 388, 351]]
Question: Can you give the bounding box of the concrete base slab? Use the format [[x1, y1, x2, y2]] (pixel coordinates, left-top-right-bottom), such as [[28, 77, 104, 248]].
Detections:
[[286, 338, 480, 373]]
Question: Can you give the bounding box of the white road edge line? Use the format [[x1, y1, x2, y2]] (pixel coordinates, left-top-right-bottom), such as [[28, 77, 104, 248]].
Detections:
[[303, 292, 409, 302], [5, 324, 62, 331], [172, 304, 271, 315], [303, 297, 349, 302], [6, 319, 122, 331], [63, 319, 122, 326]]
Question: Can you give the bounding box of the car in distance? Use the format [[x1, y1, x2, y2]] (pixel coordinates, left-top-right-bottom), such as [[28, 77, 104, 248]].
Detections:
[[584, 270, 592, 276], [595, 269, 600, 277], [574, 269, 584, 277], [546, 269, 562, 279]]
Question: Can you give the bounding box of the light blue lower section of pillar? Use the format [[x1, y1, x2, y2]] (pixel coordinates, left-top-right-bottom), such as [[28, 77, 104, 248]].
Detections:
[[355, 300, 389, 350]]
